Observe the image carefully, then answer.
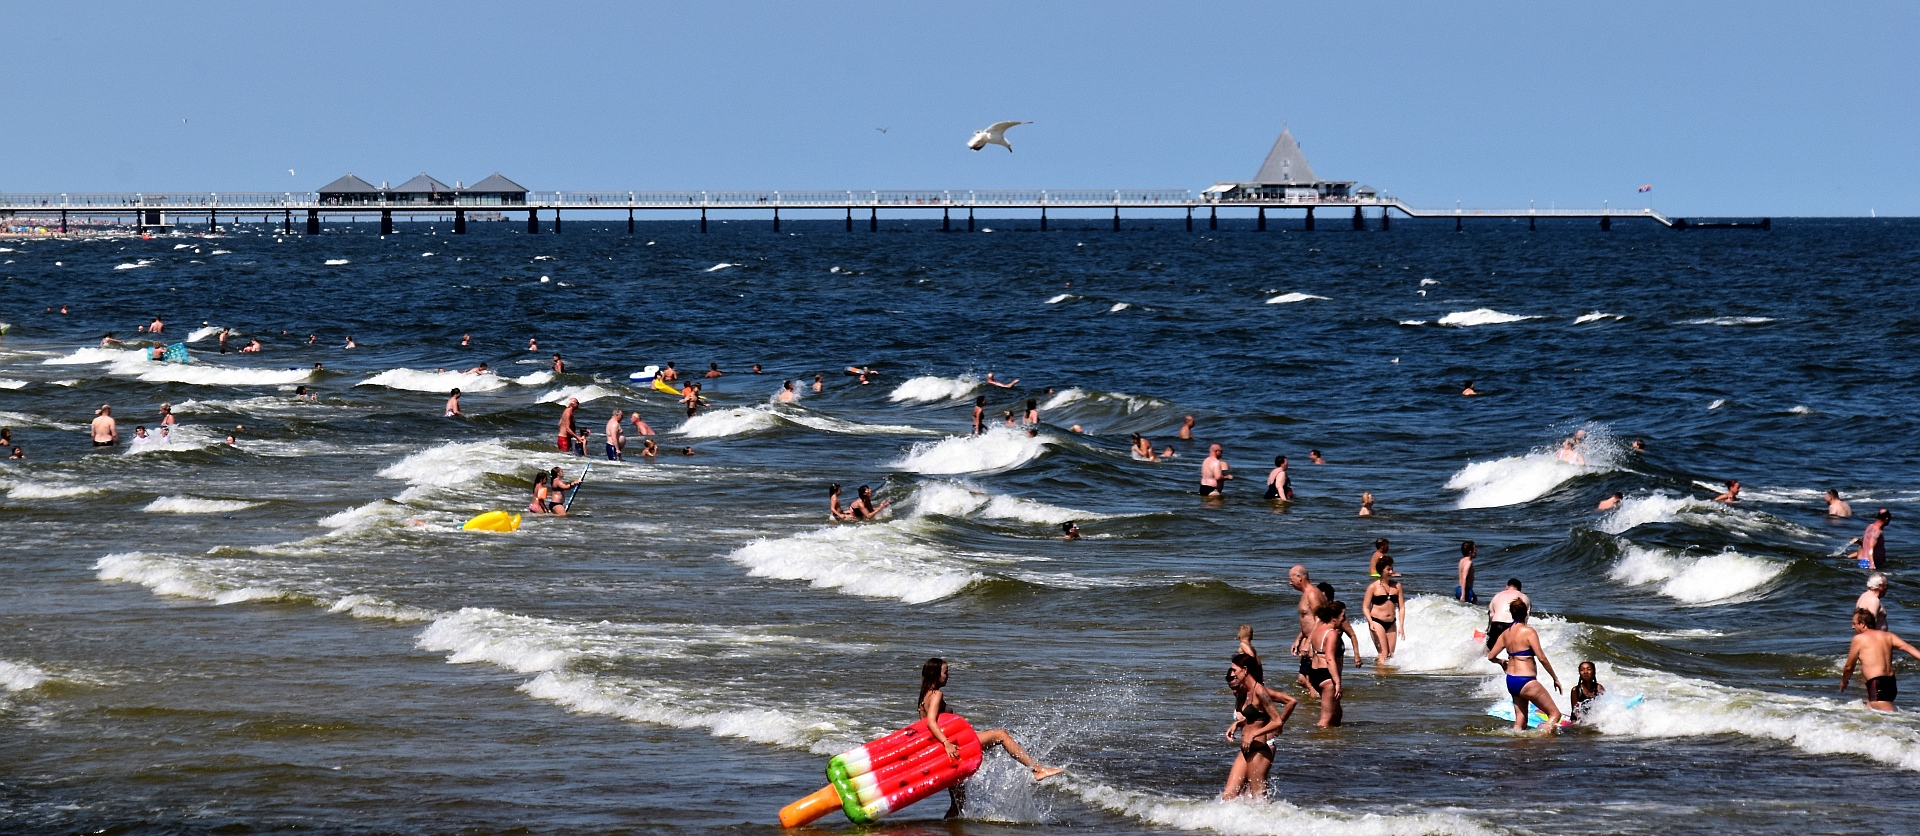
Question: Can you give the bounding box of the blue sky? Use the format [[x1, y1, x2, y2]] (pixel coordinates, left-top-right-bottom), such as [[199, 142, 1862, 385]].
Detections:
[[3, 2, 1915, 215]]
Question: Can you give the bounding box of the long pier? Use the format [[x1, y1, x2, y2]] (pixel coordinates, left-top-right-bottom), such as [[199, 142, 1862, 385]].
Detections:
[[0, 189, 1729, 234]]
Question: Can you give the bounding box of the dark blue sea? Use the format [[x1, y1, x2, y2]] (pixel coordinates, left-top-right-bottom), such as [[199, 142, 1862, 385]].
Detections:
[[2, 215, 1917, 835]]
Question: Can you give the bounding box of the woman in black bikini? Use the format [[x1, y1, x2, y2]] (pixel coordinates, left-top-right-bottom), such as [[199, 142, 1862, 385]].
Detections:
[[1309, 601, 1349, 727], [1364, 557, 1406, 663], [1222, 647, 1294, 800], [918, 659, 1062, 818]]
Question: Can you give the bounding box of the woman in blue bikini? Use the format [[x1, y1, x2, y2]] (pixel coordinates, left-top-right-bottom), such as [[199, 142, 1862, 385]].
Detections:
[[1486, 600, 1563, 731]]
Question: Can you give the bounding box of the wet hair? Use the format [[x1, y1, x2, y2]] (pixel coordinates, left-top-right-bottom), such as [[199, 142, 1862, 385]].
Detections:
[[548, 467, 563, 478], [1274, 455, 1286, 467], [1463, 380, 1474, 388], [1026, 398, 1038, 411], [1316, 581, 1336, 599], [1229, 652, 1264, 684], [1511, 600, 1530, 622], [450, 388, 461, 396], [919, 658, 947, 705], [1316, 600, 1347, 622], [1061, 521, 1078, 535], [1377, 555, 1394, 571], [857, 484, 872, 496], [828, 483, 841, 495], [1462, 541, 1476, 556], [1827, 489, 1841, 498], [1855, 608, 1877, 626], [1611, 492, 1624, 500], [1309, 449, 1321, 456], [1375, 538, 1389, 550], [1507, 578, 1523, 590], [1877, 509, 1892, 521], [976, 395, 987, 406]]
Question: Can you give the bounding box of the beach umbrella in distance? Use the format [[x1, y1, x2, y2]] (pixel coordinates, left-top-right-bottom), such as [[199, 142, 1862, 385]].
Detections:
[[967, 121, 1030, 152]]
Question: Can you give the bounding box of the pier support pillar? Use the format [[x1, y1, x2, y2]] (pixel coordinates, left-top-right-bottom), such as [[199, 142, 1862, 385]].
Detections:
[[1455, 216, 1462, 232], [845, 207, 853, 232], [282, 210, 291, 234], [1113, 207, 1121, 232], [454, 210, 467, 234], [554, 209, 562, 233], [1380, 209, 1390, 231], [943, 208, 951, 232], [380, 210, 393, 235], [699, 208, 707, 234], [209, 211, 217, 232], [1040, 207, 1047, 231], [1257, 207, 1266, 231], [1528, 215, 1536, 232], [527, 209, 539, 234], [1209, 206, 1217, 230], [306, 210, 319, 235], [772, 208, 779, 233], [60, 211, 67, 234], [1305, 207, 1315, 231], [968, 208, 975, 232], [627, 209, 635, 234], [870, 207, 877, 232], [1186, 208, 1193, 231], [1600, 216, 1612, 231], [1352, 207, 1364, 231]]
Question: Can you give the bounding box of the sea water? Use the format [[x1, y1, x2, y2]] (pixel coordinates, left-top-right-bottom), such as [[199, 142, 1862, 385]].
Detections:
[[1, 217, 1918, 834]]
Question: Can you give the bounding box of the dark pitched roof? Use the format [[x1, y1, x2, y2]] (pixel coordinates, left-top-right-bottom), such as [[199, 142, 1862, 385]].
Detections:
[[1252, 129, 1320, 185], [465, 172, 528, 194], [316, 173, 380, 194], [391, 173, 454, 194]]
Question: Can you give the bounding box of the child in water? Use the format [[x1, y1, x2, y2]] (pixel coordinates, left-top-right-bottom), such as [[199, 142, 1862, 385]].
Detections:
[[1570, 661, 1605, 722]]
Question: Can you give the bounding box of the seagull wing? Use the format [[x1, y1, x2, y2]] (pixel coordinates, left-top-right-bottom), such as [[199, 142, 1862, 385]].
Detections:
[[986, 121, 1028, 138]]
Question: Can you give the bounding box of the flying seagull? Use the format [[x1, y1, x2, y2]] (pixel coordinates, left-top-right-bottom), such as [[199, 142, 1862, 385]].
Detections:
[[876, 127, 888, 134], [288, 169, 296, 176], [968, 121, 1029, 152]]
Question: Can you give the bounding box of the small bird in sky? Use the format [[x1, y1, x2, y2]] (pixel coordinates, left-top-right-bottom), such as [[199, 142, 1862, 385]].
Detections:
[[876, 127, 888, 134], [289, 169, 296, 176], [968, 121, 1029, 152]]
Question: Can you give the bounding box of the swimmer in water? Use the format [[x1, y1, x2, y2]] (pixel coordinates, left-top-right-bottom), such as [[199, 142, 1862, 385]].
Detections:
[[1221, 650, 1292, 801], [1556, 437, 1586, 466], [344, 336, 357, 349], [777, 380, 797, 403], [1712, 480, 1741, 503], [1462, 380, 1478, 396], [461, 334, 471, 347], [1827, 489, 1853, 517], [1369, 538, 1392, 577], [241, 339, 261, 353], [99, 332, 124, 347], [1131, 433, 1155, 461], [1631, 439, 1647, 452], [705, 363, 723, 379], [1061, 521, 1081, 540], [528, 338, 538, 352], [529, 467, 577, 516], [1160, 445, 1178, 459], [444, 389, 463, 417], [1858, 573, 1889, 630], [679, 446, 697, 456], [1002, 410, 1017, 428], [552, 353, 565, 374], [639, 438, 658, 459], [751, 363, 763, 374], [1308, 601, 1349, 727], [917, 659, 1063, 818], [1263, 455, 1293, 501], [8, 447, 21, 460], [1199, 444, 1231, 496], [845, 485, 891, 520], [1597, 492, 1623, 511], [659, 362, 679, 383], [1364, 558, 1406, 662], [1178, 414, 1195, 440], [681, 382, 703, 416], [812, 373, 824, 393], [1488, 600, 1562, 731], [827, 483, 852, 521], [629, 411, 654, 438], [159, 404, 176, 427], [1023, 398, 1038, 425], [1456, 542, 1478, 603], [468, 362, 491, 374], [1359, 492, 1374, 516], [1309, 449, 1324, 464], [986, 372, 1018, 388], [605, 409, 625, 460], [972, 396, 987, 436], [1569, 661, 1605, 723], [1841, 607, 1920, 712]]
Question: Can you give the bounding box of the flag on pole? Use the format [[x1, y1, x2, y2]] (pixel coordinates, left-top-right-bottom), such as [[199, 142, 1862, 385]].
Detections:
[[1637, 184, 1653, 193]]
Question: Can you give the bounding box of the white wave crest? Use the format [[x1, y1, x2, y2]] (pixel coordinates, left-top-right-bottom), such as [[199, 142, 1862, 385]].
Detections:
[[358, 368, 512, 393], [0, 659, 50, 692], [519, 670, 859, 755], [142, 495, 260, 514], [1362, 595, 1586, 675], [536, 384, 617, 404], [1109, 302, 1132, 312], [93, 551, 289, 606], [1609, 544, 1787, 604], [324, 258, 351, 265], [675, 406, 782, 438], [1682, 316, 1775, 326], [326, 594, 437, 623], [889, 374, 981, 403], [0, 378, 26, 390], [1265, 292, 1328, 304], [727, 519, 984, 603], [1437, 308, 1539, 327], [6, 481, 101, 500], [377, 440, 530, 489], [41, 346, 143, 365], [1598, 494, 1720, 534], [1574, 311, 1625, 324], [912, 481, 1101, 525], [1445, 432, 1620, 509], [187, 326, 222, 342], [704, 262, 737, 272], [514, 370, 554, 386], [133, 363, 311, 387], [1060, 779, 1498, 836], [891, 426, 1049, 474], [1046, 293, 1077, 304]]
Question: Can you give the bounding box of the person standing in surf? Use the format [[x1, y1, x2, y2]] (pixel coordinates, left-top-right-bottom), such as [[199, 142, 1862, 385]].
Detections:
[[845, 485, 891, 520], [557, 398, 587, 454], [777, 380, 797, 403], [918, 659, 1062, 818], [1023, 398, 1039, 425], [444, 389, 463, 418], [1457, 541, 1479, 603], [1840, 608, 1919, 712], [1200, 444, 1232, 496], [1857, 573, 1889, 630], [1287, 566, 1328, 691], [1369, 538, 1393, 578], [628, 410, 654, 439], [1222, 650, 1292, 800], [528, 467, 578, 517], [1486, 579, 1529, 649], [1856, 509, 1892, 570], [1264, 455, 1294, 501], [1308, 602, 1349, 727], [1178, 415, 1195, 440], [1826, 489, 1852, 517], [604, 408, 626, 460], [90, 405, 119, 448], [971, 395, 986, 436], [1364, 560, 1406, 663], [1487, 600, 1563, 732]]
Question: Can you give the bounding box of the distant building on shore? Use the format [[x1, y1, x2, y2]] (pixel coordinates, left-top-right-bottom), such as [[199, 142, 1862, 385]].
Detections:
[[316, 172, 528, 206], [1203, 129, 1363, 202]]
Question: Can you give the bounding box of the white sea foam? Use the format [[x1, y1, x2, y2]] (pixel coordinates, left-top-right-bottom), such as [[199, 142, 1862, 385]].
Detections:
[[1398, 320, 1429, 326], [520, 670, 860, 755], [142, 495, 260, 514], [1574, 311, 1625, 324], [891, 426, 1049, 474], [324, 258, 351, 265], [1046, 293, 1077, 304], [133, 362, 311, 387], [114, 261, 150, 270], [1708, 399, 1725, 409], [187, 326, 222, 342], [1039, 387, 1168, 415], [889, 374, 980, 403], [317, 500, 407, 531], [1683, 316, 1775, 326], [1437, 308, 1539, 327], [1108, 302, 1132, 312], [210, 249, 231, 255], [0, 659, 50, 692], [358, 368, 512, 393], [704, 262, 737, 272], [727, 518, 984, 603], [1444, 431, 1620, 509], [675, 406, 783, 438], [5, 481, 102, 500], [1788, 405, 1814, 415], [327, 594, 437, 623], [0, 378, 28, 389], [536, 384, 617, 404], [93, 551, 289, 605], [1060, 779, 1498, 836], [377, 440, 530, 489], [514, 370, 554, 386], [1420, 278, 1440, 286], [1265, 292, 1328, 304], [41, 346, 143, 365], [1365, 595, 1586, 674], [1608, 544, 1786, 604], [1598, 494, 1719, 534], [912, 481, 1102, 525]]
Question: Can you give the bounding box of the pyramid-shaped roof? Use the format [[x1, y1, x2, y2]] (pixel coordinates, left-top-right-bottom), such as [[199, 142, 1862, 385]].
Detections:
[[1252, 129, 1319, 185], [316, 173, 380, 194], [391, 173, 454, 194], [465, 172, 528, 194]]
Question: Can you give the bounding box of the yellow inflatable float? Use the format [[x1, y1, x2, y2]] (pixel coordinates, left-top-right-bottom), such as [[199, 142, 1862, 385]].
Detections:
[[461, 510, 522, 532]]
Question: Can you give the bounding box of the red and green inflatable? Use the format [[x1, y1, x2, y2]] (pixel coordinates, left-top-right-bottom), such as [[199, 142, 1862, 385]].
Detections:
[[779, 713, 983, 827]]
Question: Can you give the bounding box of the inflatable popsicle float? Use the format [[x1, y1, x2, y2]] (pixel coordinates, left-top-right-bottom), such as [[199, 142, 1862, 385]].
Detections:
[[779, 713, 983, 827]]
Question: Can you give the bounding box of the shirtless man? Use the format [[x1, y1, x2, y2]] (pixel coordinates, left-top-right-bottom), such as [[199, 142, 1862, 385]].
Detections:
[[1827, 489, 1853, 517], [444, 389, 463, 417], [986, 372, 1018, 388], [629, 411, 654, 438], [1287, 566, 1329, 690], [971, 396, 987, 436], [467, 362, 492, 374], [1178, 415, 1195, 440], [90, 405, 119, 447], [1199, 444, 1232, 496], [1486, 578, 1530, 649], [812, 373, 824, 393], [1457, 541, 1479, 603], [557, 398, 587, 454], [659, 362, 679, 383], [148, 316, 164, 335], [777, 380, 797, 403], [1461, 380, 1478, 396], [1711, 480, 1741, 503], [705, 363, 724, 379], [1857, 573, 1889, 630], [1840, 608, 1920, 711], [605, 408, 626, 460], [680, 382, 703, 416], [1308, 449, 1324, 465], [845, 485, 891, 520], [1557, 437, 1586, 466], [1597, 492, 1623, 512], [1858, 509, 1891, 569], [552, 353, 565, 374]]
